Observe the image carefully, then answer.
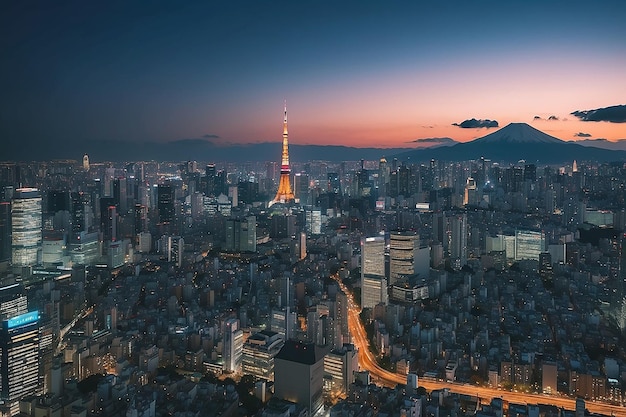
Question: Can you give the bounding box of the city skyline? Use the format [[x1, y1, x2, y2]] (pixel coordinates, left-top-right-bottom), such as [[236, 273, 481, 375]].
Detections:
[[1, 0, 626, 154]]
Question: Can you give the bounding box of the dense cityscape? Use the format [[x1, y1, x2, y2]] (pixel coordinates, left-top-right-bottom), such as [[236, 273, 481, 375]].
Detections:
[[1, 104, 626, 417], [3, 2, 626, 417]]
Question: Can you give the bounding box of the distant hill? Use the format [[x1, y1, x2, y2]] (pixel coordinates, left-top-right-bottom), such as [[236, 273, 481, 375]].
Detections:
[[1, 137, 413, 163], [393, 123, 626, 164]]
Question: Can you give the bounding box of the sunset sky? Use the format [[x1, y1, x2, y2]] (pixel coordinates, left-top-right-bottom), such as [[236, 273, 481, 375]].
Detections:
[[1, 0, 625, 150]]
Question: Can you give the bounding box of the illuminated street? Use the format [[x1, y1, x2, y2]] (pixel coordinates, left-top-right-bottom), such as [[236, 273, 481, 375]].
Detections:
[[336, 278, 626, 416]]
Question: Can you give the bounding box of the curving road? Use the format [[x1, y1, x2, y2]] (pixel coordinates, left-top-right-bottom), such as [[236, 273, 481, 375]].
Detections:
[[337, 279, 626, 416]]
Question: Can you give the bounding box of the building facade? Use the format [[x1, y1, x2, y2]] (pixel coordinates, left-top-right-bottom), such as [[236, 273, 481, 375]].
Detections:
[[11, 188, 42, 270]]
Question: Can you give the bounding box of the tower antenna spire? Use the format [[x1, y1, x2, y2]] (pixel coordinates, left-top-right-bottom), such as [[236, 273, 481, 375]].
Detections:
[[273, 101, 295, 204]]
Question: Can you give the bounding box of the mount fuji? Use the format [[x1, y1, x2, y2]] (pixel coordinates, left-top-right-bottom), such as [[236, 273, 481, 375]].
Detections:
[[395, 123, 626, 163]]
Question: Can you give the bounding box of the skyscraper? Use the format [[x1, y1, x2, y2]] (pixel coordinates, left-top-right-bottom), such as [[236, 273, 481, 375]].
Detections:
[[223, 318, 243, 373], [361, 236, 387, 309], [293, 173, 309, 204], [0, 284, 38, 416], [361, 236, 386, 278], [378, 157, 390, 196], [273, 103, 295, 204], [0, 202, 10, 263], [0, 311, 40, 415], [11, 188, 42, 270], [449, 213, 468, 268], [327, 172, 341, 194], [70, 192, 87, 244], [113, 177, 128, 214], [205, 164, 217, 196], [389, 231, 419, 285], [274, 340, 325, 416], [225, 216, 257, 253], [157, 184, 174, 224]]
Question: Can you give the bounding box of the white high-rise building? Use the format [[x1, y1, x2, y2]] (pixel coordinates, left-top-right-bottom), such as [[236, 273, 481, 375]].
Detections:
[[223, 318, 243, 373], [305, 206, 322, 235], [515, 230, 545, 261], [361, 236, 385, 278], [11, 188, 42, 271]]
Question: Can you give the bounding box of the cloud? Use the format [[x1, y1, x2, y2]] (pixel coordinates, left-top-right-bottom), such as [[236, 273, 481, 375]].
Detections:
[[533, 115, 559, 121], [452, 118, 498, 128], [203, 134, 221, 139], [408, 137, 457, 148], [571, 104, 626, 123], [574, 132, 591, 138], [410, 137, 456, 144]]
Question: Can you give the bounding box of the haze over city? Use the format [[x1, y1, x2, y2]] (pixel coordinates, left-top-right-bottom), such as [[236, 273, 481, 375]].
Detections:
[[2, 0, 626, 157]]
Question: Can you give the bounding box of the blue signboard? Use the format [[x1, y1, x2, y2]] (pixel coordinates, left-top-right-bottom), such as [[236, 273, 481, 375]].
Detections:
[[6, 311, 39, 329]]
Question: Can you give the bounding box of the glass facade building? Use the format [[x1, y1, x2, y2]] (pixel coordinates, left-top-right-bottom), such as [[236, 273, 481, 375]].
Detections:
[[11, 188, 42, 269]]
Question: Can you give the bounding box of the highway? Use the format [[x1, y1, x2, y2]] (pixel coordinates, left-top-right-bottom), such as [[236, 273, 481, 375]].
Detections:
[[336, 279, 626, 416]]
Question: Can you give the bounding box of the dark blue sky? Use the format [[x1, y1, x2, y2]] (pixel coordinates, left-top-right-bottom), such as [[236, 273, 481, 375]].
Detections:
[[1, 0, 625, 156]]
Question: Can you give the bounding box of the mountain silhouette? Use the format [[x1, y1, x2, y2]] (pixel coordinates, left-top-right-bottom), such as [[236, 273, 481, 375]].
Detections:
[[394, 123, 626, 163], [4, 123, 625, 164]]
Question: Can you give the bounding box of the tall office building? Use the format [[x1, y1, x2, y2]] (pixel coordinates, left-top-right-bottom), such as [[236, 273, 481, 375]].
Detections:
[[273, 103, 295, 204], [274, 341, 325, 416], [323, 344, 358, 394], [0, 283, 38, 416], [11, 188, 42, 270], [113, 177, 128, 214], [333, 291, 349, 347], [389, 231, 419, 285], [270, 214, 296, 239], [223, 318, 243, 373], [0, 202, 10, 263], [162, 236, 184, 267], [362, 274, 388, 309], [101, 203, 118, 243], [225, 216, 256, 253], [70, 192, 88, 244], [270, 308, 296, 341], [327, 172, 340, 194], [241, 330, 284, 381], [463, 177, 478, 206], [515, 230, 546, 261], [305, 206, 322, 235], [134, 203, 147, 237], [205, 164, 217, 196], [449, 213, 468, 268], [157, 184, 174, 224], [361, 236, 385, 278], [82, 154, 90, 172], [361, 235, 388, 308], [378, 157, 390, 196], [294, 173, 310, 205]]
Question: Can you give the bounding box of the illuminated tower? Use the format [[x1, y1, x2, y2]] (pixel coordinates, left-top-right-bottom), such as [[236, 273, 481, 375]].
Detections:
[[273, 103, 295, 204]]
